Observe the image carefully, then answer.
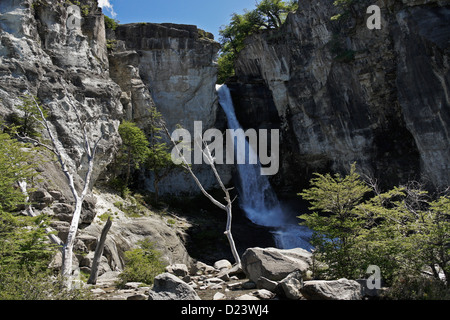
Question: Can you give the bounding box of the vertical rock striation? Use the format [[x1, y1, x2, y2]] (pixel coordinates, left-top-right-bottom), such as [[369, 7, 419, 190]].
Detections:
[[109, 22, 232, 195], [230, 0, 449, 190], [0, 0, 123, 193]]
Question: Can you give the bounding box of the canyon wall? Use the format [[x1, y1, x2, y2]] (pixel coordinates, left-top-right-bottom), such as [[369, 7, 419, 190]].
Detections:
[[229, 0, 450, 191], [0, 0, 123, 193], [109, 22, 232, 196]]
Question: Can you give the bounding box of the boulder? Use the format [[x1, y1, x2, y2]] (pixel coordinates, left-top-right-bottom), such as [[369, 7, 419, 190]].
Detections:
[[214, 259, 232, 271], [166, 264, 189, 277], [127, 294, 147, 301], [300, 279, 362, 300], [279, 271, 303, 300], [256, 277, 278, 292], [31, 189, 54, 209], [192, 261, 216, 275], [241, 247, 313, 283], [253, 289, 276, 300], [236, 294, 260, 301], [213, 292, 227, 300], [148, 273, 201, 300]]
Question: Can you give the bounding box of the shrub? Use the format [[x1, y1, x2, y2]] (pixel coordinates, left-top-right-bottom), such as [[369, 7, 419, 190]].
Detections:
[[0, 266, 92, 300], [104, 15, 119, 31], [117, 239, 166, 287], [383, 272, 450, 300], [298, 163, 370, 279], [299, 164, 450, 295]]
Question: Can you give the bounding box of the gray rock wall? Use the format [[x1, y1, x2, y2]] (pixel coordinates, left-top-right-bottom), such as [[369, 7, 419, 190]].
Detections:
[[111, 22, 233, 196], [0, 0, 123, 189], [231, 0, 449, 190]]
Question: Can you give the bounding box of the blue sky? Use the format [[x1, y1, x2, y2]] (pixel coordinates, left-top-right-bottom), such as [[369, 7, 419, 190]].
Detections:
[[99, 0, 259, 41]]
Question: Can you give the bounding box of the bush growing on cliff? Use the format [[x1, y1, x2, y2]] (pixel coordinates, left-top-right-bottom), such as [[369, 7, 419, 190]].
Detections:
[[217, 0, 298, 83], [104, 14, 119, 31], [116, 121, 151, 190], [145, 106, 178, 203]]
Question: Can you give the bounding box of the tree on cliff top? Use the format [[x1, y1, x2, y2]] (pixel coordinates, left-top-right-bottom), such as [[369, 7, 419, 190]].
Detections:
[[217, 0, 298, 83]]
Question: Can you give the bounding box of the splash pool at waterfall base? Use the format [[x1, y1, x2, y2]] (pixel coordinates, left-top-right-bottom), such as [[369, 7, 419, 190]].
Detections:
[[181, 193, 314, 265]]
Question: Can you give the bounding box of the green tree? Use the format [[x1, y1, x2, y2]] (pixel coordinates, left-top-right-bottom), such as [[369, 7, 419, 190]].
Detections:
[[0, 129, 38, 212], [298, 163, 371, 279], [117, 121, 151, 188], [358, 186, 450, 286], [0, 127, 80, 299], [299, 165, 450, 295], [8, 95, 48, 139], [145, 107, 177, 203], [104, 14, 119, 31], [217, 0, 298, 83], [256, 0, 297, 29]]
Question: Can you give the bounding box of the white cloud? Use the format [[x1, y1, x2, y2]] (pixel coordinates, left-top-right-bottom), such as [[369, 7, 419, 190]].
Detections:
[[98, 0, 117, 18]]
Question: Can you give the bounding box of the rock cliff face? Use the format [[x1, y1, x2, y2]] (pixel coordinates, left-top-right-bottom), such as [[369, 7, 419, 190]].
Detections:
[[0, 0, 123, 189], [230, 0, 450, 190], [108, 22, 232, 195], [0, 0, 201, 272]]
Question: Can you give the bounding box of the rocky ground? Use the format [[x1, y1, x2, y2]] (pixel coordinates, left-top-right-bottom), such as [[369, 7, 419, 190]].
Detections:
[[86, 261, 277, 301], [86, 247, 370, 301]]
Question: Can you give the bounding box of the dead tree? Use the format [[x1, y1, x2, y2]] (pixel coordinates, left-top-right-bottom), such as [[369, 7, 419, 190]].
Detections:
[[23, 92, 103, 288], [88, 217, 112, 285], [164, 126, 241, 266]]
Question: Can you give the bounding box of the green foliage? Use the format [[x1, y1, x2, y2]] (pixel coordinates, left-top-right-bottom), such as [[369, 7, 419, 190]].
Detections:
[[0, 130, 38, 212], [117, 239, 166, 287], [217, 0, 298, 83], [7, 95, 48, 139], [0, 211, 55, 271], [145, 106, 178, 203], [104, 15, 119, 31], [298, 163, 371, 279], [217, 51, 236, 84], [358, 187, 450, 285], [299, 165, 450, 297], [114, 110, 176, 203], [0, 127, 91, 300], [113, 193, 148, 218], [106, 39, 117, 50], [331, 0, 357, 21], [0, 266, 92, 300], [382, 272, 450, 300], [117, 121, 151, 188]]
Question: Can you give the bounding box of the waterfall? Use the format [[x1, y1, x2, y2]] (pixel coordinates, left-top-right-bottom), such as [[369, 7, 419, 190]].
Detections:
[[216, 84, 313, 250]]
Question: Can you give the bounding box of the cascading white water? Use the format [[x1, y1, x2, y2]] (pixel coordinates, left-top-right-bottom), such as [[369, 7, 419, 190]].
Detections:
[[216, 84, 313, 250]]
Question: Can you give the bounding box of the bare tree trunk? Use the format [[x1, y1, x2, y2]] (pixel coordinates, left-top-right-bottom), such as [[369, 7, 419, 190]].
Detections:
[[27, 93, 102, 288], [164, 126, 241, 266], [88, 217, 112, 285], [61, 198, 83, 281], [225, 204, 241, 266]]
